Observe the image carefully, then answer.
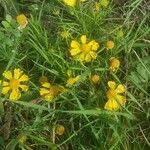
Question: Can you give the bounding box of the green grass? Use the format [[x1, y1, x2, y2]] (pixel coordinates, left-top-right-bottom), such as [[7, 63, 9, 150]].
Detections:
[[0, 0, 150, 149]]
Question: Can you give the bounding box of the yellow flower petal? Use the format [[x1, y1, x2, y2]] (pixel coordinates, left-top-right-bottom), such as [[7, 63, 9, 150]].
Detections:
[[0, 81, 9, 86], [3, 81, 9, 86], [79, 53, 85, 62], [104, 99, 113, 111], [75, 75, 80, 81], [9, 89, 21, 101], [116, 84, 125, 93], [111, 99, 120, 111], [71, 40, 80, 49], [91, 42, 99, 51], [19, 74, 29, 82], [3, 71, 12, 80], [70, 48, 81, 56], [42, 82, 51, 88], [89, 51, 97, 59], [66, 78, 75, 87], [88, 40, 95, 47], [108, 81, 116, 89], [14, 68, 22, 79], [116, 95, 126, 105], [66, 76, 80, 87], [87, 40, 99, 51], [95, 2, 101, 11], [81, 35, 87, 44], [18, 23, 28, 30], [100, 0, 109, 7], [105, 99, 120, 111], [40, 88, 50, 96], [63, 0, 76, 7], [39, 76, 48, 84], [85, 54, 92, 62], [44, 94, 54, 102], [19, 85, 29, 91], [2, 87, 10, 94]]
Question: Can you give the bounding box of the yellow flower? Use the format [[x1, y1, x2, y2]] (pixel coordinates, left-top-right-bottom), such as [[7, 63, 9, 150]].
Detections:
[[70, 35, 99, 62], [63, 0, 86, 7], [55, 124, 65, 135], [106, 40, 114, 49], [61, 31, 70, 39], [18, 134, 27, 144], [104, 81, 126, 111], [109, 57, 120, 72], [66, 70, 80, 87], [52, 8, 60, 15], [63, 0, 77, 7], [100, 0, 109, 7], [67, 70, 72, 77], [95, 2, 101, 11], [116, 30, 124, 38], [40, 82, 65, 102], [16, 14, 28, 30], [1, 68, 29, 101], [66, 75, 80, 87], [91, 74, 100, 84], [39, 76, 48, 84]]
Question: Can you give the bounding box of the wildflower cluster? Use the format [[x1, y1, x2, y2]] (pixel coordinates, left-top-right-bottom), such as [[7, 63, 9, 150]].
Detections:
[[0, 2, 125, 113], [1, 4, 126, 111]]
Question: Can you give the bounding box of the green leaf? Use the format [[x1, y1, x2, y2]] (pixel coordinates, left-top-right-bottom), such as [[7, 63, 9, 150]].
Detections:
[[0, 101, 4, 117], [129, 56, 150, 84], [136, 57, 150, 82], [6, 139, 18, 150], [2, 21, 10, 28], [0, 136, 4, 150], [6, 14, 12, 23]]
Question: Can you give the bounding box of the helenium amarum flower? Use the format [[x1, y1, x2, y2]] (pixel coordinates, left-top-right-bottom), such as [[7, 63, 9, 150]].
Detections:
[[70, 35, 99, 62], [63, 0, 86, 7], [109, 57, 120, 72], [16, 14, 28, 30], [0, 68, 29, 101], [40, 82, 66, 102], [104, 81, 126, 111]]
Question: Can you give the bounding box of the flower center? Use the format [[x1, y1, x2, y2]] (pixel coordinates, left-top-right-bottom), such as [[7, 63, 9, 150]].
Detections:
[[81, 44, 91, 54], [49, 86, 59, 96], [107, 89, 117, 99], [9, 78, 20, 89]]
